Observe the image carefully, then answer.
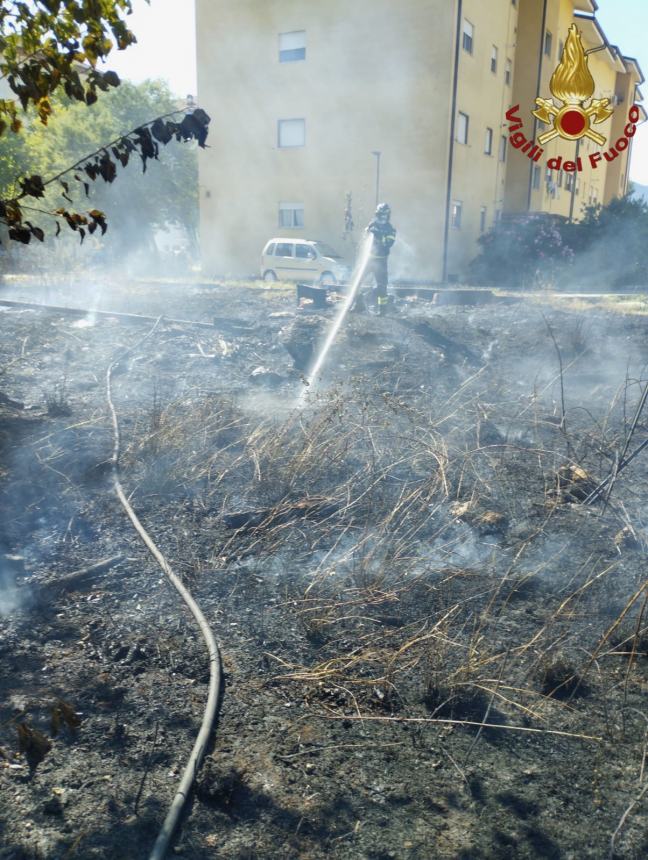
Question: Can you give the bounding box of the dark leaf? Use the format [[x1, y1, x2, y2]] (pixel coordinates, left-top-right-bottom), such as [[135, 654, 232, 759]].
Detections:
[[98, 155, 116, 183], [79, 227, 85, 244], [24, 221, 44, 243], [134, 126, 156, 161], [55, 221, 61, 237], [88, 209, 107, 235], [4, 202, 22, 225], [151, 118, 172, 144], [192, 108, 211, 128], [103, 70, 120, 88], [9, 226, 31, 244], [179, 113, 209, 147], [19, 175, 46, 198]]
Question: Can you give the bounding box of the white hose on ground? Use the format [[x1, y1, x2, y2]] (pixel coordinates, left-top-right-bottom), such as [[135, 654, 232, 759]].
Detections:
[[105, 318, 223, 860]]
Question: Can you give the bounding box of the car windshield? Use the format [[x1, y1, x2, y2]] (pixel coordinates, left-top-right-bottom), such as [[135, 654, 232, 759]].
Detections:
[[314, 242, 342, 258]]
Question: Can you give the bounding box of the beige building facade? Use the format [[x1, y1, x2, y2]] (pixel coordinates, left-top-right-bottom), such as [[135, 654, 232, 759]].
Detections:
[[195, 0, 643, 282], [505, 0, 644, 222]]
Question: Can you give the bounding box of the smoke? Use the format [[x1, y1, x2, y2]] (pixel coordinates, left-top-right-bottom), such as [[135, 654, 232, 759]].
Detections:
[[389, 235, 422, 283], [0, 556, 24, 617]]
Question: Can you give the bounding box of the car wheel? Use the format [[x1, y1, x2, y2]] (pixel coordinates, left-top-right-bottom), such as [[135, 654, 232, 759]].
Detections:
[[263, 270, 278, 283], [319, 271, 337, 286]]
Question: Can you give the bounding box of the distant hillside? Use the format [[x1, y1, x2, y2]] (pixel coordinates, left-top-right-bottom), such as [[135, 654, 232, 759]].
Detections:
[[630, 182, 648, 203]]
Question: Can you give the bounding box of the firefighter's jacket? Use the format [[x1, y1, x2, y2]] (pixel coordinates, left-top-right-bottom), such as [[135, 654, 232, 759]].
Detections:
[[366, 220, 396, 258]]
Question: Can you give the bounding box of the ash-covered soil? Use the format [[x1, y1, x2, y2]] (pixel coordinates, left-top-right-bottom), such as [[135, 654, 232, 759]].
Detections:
[[1, 279, 648, 859]]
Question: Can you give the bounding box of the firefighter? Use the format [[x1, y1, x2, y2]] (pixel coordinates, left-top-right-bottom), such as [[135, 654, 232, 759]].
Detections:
[[364, 202, 396, 316]]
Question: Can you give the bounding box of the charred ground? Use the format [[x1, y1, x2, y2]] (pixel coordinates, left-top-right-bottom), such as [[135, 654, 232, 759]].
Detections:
[[1, 279, 648, 859]]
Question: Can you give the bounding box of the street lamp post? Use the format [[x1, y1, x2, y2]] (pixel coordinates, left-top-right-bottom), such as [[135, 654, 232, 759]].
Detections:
[[371, 150, 381, 206]]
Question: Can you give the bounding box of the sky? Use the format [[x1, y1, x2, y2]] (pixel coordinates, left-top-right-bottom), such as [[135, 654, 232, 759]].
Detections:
[[596, 0, 648, 185], [101, 0, 197, 99], [103, 0, 648, 186]]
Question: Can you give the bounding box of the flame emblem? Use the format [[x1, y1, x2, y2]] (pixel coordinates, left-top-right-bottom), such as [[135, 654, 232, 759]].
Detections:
[[532, 24, 613, 145]]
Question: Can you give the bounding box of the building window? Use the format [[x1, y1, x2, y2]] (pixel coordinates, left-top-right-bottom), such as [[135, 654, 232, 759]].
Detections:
[[278, 118, 305, 147], [558, 170, 563, 188], [544, 31, 553, 57], [451, 200, 463, 229], [491, 45, 498, 74], [279, 202, 304, 228], [499, 135, 507, 162], [480, 206, 487, 233], [505, 59, 512, 86], [566, 173, 574, 191], [532, 165, 541, 189], [484, 127, 493, 155], [456, 111, 469, 144], [279, 31, 305, 62], [462, 19, 474, 54]]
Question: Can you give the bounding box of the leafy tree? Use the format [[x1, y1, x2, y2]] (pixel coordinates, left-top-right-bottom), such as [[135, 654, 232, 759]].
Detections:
[[0, 117, 29, 198], [0, 0, 134, 135], [0, 1, 209, 250], [19, 80, 200, 260]]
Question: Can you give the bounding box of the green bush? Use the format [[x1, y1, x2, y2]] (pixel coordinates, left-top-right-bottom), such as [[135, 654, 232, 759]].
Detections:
[[469, 214, 574, 289], [469, 193, 648, 290]]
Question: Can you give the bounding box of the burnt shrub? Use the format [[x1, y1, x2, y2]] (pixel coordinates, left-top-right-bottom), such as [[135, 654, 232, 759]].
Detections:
[[536, 654, 586, 700], [423, 682, 491, 721]]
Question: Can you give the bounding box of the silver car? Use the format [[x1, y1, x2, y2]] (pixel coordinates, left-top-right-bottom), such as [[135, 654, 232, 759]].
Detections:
[[261, 238, 350, 285]]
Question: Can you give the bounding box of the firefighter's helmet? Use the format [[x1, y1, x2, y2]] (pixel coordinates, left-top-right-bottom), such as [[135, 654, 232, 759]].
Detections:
[[375, 202, 391, 219]]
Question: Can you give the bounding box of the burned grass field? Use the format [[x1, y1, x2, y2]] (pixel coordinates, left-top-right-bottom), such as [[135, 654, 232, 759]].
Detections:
[[1, 281, 648, 859]]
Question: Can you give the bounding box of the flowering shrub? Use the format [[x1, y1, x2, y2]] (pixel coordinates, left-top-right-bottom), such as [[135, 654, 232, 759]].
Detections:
[[469, 214, 574, 289], [469, 193, 648, 290]]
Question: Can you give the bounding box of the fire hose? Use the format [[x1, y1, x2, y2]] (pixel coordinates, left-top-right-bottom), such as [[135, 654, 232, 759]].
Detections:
[[106, 318, 223, 859]]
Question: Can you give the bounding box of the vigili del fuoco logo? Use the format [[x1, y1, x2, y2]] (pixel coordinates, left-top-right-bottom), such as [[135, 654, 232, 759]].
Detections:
[[505, 24, 640, 175]]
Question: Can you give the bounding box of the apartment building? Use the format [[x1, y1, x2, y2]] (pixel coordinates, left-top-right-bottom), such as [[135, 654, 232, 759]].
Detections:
[[505, 0, 644, 221], [195, 0, 643, 281]]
